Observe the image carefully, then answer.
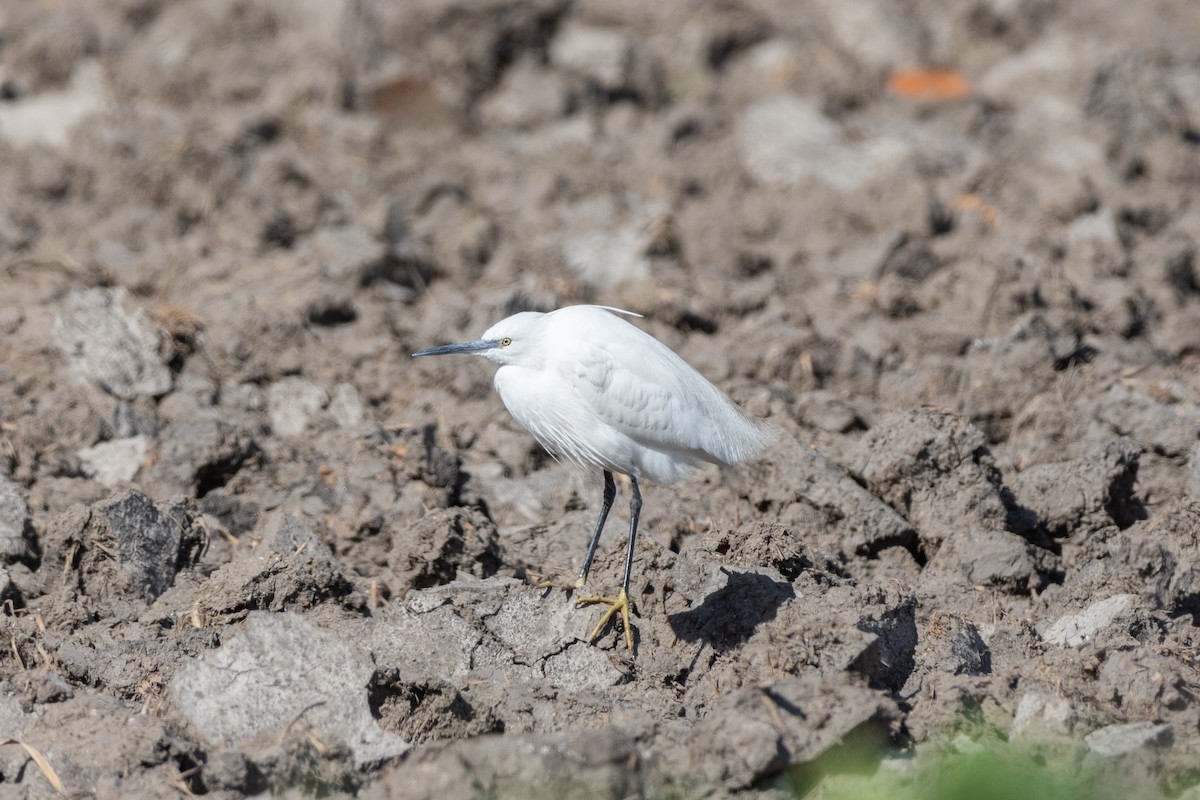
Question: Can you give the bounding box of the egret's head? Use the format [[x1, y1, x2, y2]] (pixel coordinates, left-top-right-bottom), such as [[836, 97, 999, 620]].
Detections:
[[412, 311, 545, 367]]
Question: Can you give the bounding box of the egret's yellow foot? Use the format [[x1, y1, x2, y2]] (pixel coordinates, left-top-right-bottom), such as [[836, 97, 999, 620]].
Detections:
[[577, 589, 634, 651]]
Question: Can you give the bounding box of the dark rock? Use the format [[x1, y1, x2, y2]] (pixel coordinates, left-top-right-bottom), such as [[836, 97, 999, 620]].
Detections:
[[101, 492, 205, 603], [0, 475, 31, 562]]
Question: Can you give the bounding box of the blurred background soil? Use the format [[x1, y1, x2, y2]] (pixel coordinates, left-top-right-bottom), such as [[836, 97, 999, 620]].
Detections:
[[0, 0, 1199, 797]]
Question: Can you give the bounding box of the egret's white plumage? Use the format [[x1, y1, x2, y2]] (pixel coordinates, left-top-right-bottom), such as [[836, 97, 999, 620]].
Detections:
[[412, 304, 773, 651], [477, 306, 772, 482]]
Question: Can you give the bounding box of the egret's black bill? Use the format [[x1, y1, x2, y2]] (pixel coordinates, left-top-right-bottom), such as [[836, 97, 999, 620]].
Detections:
[[412, 339, 499, 358]]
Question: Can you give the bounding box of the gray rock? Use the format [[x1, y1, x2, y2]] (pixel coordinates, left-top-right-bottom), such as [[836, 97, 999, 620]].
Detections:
[[173, 612, 408, 767], [54, 287, 172, 400], [76, 436, 150, 487], [479, 59, 567, 129], [485, 590, 623, 691], [562, 228, 649, 290], [1040, 593, 1140, 647], [0, 60, 108, 149], [0, 474, 30, 561], [1067, 208, 1120, 246], [329, 383, 367, 429], [1011, 691, 1075, 738], [267, 377, 329, 437], [738, 94, 910, 192], [1085, 721, 1172, 757], [371, 575, 622, 690], [550, 23, 631, 91]]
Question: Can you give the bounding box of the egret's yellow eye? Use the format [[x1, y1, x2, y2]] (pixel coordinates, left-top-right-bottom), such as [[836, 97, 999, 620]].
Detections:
[[500, 337, 513, 347]]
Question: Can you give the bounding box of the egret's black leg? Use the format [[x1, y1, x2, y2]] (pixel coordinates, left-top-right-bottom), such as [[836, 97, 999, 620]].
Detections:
[[575, 470, 616, 589], [578, 475, 639, 652], [620, 477, 642, 597]]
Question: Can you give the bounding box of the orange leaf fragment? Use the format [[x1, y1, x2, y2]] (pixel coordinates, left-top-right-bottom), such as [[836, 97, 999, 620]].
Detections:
[[887, 68, 972, 102]]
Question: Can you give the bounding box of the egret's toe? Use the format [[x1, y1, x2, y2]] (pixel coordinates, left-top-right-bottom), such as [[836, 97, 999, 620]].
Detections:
[[533, 574, 580, 592], [578, 589, 635, 651]]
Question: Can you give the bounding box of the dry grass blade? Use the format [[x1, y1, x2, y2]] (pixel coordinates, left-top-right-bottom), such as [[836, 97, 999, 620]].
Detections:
[[0, 739, 65, 794], [9, 636, 25, 670]]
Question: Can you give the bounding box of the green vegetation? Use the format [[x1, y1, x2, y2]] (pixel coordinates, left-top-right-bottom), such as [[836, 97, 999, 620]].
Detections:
[[784, 733, 1165, 800]]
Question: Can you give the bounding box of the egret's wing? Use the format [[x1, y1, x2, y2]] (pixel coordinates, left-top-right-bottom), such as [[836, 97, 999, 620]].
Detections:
[[556, 331, 766, 467], [564, 338, 680, 441], [540, 305, 772, 469]]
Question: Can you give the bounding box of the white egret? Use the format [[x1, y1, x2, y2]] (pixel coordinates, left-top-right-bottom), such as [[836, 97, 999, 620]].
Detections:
[[413, 305, 773, 651]]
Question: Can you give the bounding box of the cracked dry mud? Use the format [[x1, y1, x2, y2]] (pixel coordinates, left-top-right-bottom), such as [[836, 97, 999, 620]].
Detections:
[[2, 0, 1200, 797]]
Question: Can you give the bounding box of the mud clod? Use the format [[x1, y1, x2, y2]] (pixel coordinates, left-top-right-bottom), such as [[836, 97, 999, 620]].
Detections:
[[2, 0, 1200, 796]]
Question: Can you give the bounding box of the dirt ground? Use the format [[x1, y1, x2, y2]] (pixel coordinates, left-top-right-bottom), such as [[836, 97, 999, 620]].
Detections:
[[1, 0, 1199, 797]]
